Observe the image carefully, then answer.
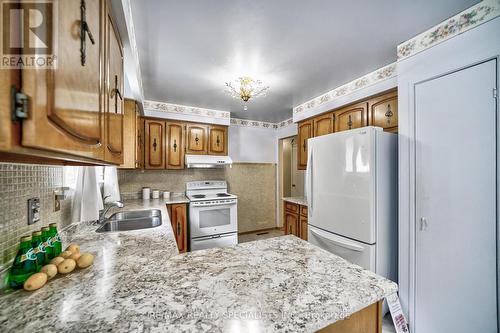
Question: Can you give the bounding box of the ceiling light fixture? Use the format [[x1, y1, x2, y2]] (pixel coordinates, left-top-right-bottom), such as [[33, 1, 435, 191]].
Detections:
[[224, 76, 269, 110]]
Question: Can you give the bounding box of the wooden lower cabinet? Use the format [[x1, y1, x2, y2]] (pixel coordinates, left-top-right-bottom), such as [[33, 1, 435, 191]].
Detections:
[[167, 203, 188, 253], [283, 200, 308, 240], [318, 301, 383, 333]]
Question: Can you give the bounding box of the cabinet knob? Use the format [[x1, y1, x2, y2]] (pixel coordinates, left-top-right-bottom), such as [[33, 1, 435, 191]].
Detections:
[[173, 139, 177, 152], [385, 104, 393, 124], [347, 115, 353, 129], [195, 135, 199, 145], [153, 138, 157, 152]]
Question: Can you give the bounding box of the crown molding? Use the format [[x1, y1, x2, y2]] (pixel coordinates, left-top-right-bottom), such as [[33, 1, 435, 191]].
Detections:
[[143, 100, 231, 120], [398, 0, 500, 61]]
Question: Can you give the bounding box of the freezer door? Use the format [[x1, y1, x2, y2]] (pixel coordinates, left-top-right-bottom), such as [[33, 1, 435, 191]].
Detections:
[[190, 232, 238, 251], [308, 226, 375, 270], [307, 128, 376, 244]]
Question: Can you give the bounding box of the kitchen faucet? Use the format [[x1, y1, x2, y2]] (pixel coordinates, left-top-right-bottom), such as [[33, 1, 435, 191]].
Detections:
[[98, 197, 124, 224]]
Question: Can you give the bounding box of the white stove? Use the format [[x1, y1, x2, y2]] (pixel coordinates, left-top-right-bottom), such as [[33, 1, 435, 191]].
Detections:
[[186, 181, 238, 251]]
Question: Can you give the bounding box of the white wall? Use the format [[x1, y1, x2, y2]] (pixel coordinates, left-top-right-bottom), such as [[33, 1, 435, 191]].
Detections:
[[228, 125, 277, 163]]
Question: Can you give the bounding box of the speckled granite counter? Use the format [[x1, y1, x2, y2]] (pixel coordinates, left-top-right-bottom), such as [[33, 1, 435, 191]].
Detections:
[[0, 200, 397, 332], [282, 196, 308, 206]]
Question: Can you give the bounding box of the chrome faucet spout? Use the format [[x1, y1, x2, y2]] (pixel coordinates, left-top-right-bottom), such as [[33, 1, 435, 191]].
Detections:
[[98, 201, 124, 224]]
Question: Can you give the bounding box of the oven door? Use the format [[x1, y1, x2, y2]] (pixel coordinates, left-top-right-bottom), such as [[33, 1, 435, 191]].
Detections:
[[189, 202, 237, 238]]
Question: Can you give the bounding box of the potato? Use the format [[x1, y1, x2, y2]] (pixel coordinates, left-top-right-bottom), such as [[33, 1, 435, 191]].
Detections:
[[60, 250, 73, 259], [66, 244, 80, 254], [57, 259, 76, 274], [69, 252, 81, 261], [23, 273, 47, 291], [40, 264, 58, 280], [77, 253, 94, 269], [50, 256, 65, 266]]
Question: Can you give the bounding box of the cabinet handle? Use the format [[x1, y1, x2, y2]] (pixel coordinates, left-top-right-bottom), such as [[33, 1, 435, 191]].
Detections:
[[384, 104, 393, 124], [303, 140, 306, 152], [177, 221, 181, 236], [153, 138, 157, 152], [195, 135, 199, 145], [111, 75, 123, 114], [173, 139, 177, 152], [80, 0, 95, 66], [216, 135, 220, 147], [347, 115, 353, 129]]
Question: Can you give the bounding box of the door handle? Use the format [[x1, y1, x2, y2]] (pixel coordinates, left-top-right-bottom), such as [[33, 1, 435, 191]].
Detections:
[[173, 139, 177, 152], [419, 217, 428, 231], [80, 0, 95, 66]]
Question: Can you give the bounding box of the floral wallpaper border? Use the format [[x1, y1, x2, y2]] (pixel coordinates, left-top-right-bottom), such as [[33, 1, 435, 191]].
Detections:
[[293, 62, 397, 115], [230, 118, 294, 130], [397, 0, 500, 61], [144, 100, 231, 119]]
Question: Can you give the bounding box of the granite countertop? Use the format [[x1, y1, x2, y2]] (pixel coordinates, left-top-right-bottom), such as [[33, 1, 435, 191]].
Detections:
[[0, 200, 397, 332], [282, 196, 308, 206], [162, 193, 190, 205]]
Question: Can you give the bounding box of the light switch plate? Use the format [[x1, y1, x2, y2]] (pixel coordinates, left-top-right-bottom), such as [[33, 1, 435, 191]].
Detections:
[[27, 197, 40, 225]]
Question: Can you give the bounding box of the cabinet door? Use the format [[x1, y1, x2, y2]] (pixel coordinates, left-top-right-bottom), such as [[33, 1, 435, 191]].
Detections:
[[334, 102, 368, 132], [104, 3, 124, 164], [120, 99, 137, 168], [368, 90, 398, 132], [208, 126, 227, 155], [186, 124, 207, 154], [166, 122, 185, 169], [20, 0, 105, 160], [299, 216, 308, 241], [297, 120, 312, 170], [284, 212, 299, 236], [313, 113, 334, 137], [136, 117, 145, 168], [171, 204, 188, 253], [145, 119, 165, 169]]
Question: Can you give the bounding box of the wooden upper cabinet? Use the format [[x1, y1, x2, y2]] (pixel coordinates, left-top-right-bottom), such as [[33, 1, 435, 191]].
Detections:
[[136, 117, 145, 168], [334, 102, 368, 132], [297, 120, 312, 170], [368, 90, 398, 132], [20, 0, 105, 160], [145, 119, 165, 169], [186, 124, 207, 154], [313, 113, 334, 137], [120, 99, 137, 169], [104, 2, 124, 164], [166, 122, 185, 169], [208, 126, 228, 155]]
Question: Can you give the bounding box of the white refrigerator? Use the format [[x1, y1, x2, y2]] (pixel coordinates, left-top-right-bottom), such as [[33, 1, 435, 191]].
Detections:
[[306, 126, 397, 284]]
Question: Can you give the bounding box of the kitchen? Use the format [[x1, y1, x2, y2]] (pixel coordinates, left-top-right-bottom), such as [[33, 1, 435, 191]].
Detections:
[[0, 0, 498, 332]]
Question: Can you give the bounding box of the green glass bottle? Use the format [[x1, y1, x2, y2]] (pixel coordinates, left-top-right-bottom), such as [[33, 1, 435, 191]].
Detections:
[[9, 236, 38, 289], [41, 226, 55, 260], [31, 231, 46, 269], [48, 223, 62, 257]]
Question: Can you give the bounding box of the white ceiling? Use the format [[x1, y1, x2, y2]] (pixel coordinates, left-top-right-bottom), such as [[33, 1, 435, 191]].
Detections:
[[131, 0, 478, 122]]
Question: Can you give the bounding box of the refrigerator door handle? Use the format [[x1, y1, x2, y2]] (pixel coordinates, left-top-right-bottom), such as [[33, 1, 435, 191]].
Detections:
[[310, 228, 365, 252], [306, 147, 313, 215]]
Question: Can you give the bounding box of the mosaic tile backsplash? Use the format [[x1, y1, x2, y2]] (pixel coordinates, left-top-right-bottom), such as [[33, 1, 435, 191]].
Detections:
[[0, 163, 72, 270]]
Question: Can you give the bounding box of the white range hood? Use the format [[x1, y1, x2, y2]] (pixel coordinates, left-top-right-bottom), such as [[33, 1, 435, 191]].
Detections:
[[185, 154, 233, 168]]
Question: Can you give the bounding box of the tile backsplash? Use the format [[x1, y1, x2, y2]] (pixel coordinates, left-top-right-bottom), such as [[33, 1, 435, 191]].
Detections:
[[0, 163, 72, 269]]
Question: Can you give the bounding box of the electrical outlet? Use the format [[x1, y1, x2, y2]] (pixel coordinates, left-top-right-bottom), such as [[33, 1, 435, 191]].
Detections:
[[27, 197, 40, 225]]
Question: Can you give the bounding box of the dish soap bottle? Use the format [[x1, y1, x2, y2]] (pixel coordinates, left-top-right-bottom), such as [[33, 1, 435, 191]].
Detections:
[[9, 236, 38, 289]]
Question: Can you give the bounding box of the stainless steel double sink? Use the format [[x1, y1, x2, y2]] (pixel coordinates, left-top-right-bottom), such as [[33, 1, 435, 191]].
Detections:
[[96, 209, 162, 233]]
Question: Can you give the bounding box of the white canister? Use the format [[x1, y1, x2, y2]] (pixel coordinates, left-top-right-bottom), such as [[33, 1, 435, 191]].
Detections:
[[142, 187, 151, 200], [163, 191, 171, 199], [152, 190, 160, 199]]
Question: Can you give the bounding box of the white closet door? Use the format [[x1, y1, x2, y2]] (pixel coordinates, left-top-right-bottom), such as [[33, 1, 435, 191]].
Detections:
[[415, 59, 497, 333]]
